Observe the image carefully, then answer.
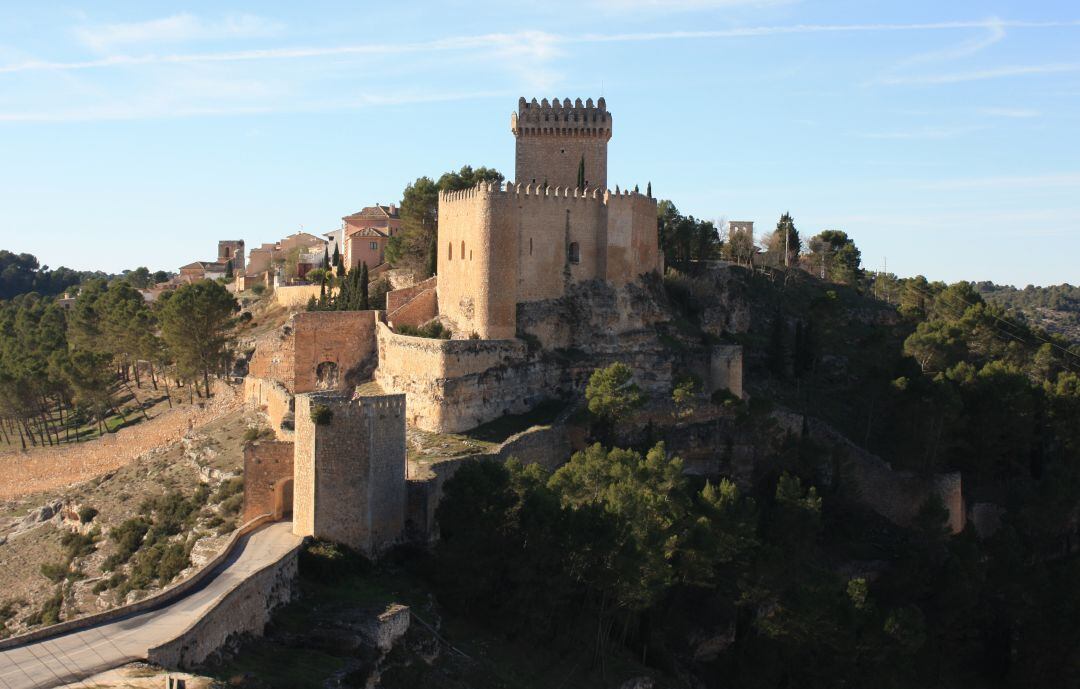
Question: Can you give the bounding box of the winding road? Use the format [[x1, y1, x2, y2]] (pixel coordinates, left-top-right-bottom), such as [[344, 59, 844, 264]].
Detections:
[[0, 521, 301, 689]]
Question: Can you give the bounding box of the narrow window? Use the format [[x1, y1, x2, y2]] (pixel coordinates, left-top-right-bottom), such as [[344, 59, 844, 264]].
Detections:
[[370, 241, 377, 251], [529, 237, 533, 255], [448, 242, 452, 260], [568, 242, 580, 264], [469, 250, 473, 260], [461, 240, 465, 259]]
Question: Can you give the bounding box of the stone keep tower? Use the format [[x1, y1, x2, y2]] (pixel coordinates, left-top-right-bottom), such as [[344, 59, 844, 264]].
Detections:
[[292, 392, 406, 554], [511, 97, 611, 190], [218, 240, 245, 274]]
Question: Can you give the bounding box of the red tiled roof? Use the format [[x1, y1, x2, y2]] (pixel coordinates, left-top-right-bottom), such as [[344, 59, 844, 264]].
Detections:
[[343, 204, 399, 221]]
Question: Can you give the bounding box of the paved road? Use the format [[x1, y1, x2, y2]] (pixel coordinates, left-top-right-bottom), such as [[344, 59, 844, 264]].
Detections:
[[0, 521, 301, 689]]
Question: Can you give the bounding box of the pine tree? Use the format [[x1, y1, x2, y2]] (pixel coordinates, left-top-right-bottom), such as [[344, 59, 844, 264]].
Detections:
[[577, 155, 585, 189]]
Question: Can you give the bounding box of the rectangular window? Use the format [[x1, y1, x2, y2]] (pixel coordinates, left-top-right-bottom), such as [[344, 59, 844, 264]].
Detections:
[[370, 242, 378, 251]]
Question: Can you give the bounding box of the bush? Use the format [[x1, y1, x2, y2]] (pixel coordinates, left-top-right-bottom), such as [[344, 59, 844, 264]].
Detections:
[[105, 517, 151, 570], [25, 587, 63, 627], [251, 284, 266, 296], [299, 540, 370, 583], [60, 530, 98, 559], [40, 562, 68, 583], [155, 542, 190, 583], [396, 321, 452, 339], [78, 506, 98, 524], [242, 426, 270, 442], [220, 493, 244, 517], [213, 477, 244, 502], [310, 403, 333, 425]]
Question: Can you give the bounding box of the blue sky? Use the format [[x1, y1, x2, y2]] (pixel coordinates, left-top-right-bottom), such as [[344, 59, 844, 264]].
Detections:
[[0, 1, 1077, 286]]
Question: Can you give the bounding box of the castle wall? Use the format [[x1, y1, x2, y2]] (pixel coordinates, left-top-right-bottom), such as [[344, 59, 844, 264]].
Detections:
[[272, 285, 322, 310], [387, 286, 437, 329], [291, 311, 378, 393], [242, 441, 295, 523], [293, 392, 407, 554], [373, 321, 530, 431], [709, 345, 744, 399], [243, 376, 294, 440], [606, 191, 660, 285], [387, 276, 437, 313]]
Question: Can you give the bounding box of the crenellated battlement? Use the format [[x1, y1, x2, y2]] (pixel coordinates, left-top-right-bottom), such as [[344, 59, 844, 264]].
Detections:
[[439, 180, 653, 206], [511, 96, 612, 139]]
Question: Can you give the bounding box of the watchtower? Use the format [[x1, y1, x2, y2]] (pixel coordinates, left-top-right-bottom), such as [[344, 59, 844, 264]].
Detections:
[[511, 97, 611, 191], [218, 240, 245, 274]]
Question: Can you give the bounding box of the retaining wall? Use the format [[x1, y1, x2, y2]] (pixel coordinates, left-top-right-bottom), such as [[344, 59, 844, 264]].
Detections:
[[0, 515, 275, 651], [243, 376, 294, 440], [146, 541, 300, 669]]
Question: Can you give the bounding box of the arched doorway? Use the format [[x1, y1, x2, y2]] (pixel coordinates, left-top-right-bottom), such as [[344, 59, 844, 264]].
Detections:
[[273, 477, 294, 520], [315, 361, 339, 390]]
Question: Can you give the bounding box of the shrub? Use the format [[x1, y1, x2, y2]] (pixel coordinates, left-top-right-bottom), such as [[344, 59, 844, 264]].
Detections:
[[396, 321, 452, 339], [299, 540, 370, 583], [40, 562, 68, 583], [310, 403, 333, 425], [26, 587, 63, 627], [251, 284, 266, 296], [220, 493, 244, 517], [155, 542, 190, 583], [242, 426, 270, 442], [77, 506, 98, 524], [60, 530, 98, 559], [105, 517, 151, 570], [213, 477, 244, 502]]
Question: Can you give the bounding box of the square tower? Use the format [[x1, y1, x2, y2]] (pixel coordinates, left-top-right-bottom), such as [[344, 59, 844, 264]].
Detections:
[[218, 240, 245, 274], [512, 97, 611, 190], [293, 392, 407, 554]]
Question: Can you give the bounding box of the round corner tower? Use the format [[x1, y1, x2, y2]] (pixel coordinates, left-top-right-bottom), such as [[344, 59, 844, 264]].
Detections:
[[511, 97, 611, 190]]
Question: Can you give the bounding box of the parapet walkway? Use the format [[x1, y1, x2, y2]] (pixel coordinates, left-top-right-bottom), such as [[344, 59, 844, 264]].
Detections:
[[0, 521, 301, 689]]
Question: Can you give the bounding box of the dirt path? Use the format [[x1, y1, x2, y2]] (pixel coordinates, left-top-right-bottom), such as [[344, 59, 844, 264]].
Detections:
[[0, 384, 242, 501]]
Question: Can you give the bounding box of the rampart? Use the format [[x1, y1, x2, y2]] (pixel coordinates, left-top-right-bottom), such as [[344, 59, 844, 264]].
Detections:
[[272, 284, 323, 310], [293, 392, 407, 554], [407, 421, 572, 538], [243, 376, 294, 440], [146, 540, 300, 670], [373, 321, 530, 431], [387, 276, 437, 314], [242, 441, 295, 523]]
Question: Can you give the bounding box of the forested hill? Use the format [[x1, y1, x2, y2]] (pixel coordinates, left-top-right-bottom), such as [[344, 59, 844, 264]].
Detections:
[[0, 250, 172, 300], [975, 282, 1080, 345]]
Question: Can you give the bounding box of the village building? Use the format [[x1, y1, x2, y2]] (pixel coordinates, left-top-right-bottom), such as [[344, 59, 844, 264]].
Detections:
[[342, 204, 400, 270]]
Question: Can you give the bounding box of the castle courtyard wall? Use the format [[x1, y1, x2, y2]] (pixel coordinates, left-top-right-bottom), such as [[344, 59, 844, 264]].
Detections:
[[291, 310, 378, 393], [387, 286, 438, 329], [387, 276, 437, 314]]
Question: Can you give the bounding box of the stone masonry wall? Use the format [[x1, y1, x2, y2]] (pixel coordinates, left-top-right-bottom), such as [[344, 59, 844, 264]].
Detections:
[[387, 276, 437, 314], [146, 543, 300, 670], [407, 422, 572, 538], [272, 284, 323, 310], [293, 392, 407, 554], [243, 376, 294, 440], [387, 286, 438, 329], [291, 311, 378, 393], [242, 441, 294, 523]]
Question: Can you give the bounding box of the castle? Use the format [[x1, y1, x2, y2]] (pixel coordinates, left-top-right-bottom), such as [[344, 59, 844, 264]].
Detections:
[[437, 97, 661, 339], [243, 97, 678, 554]]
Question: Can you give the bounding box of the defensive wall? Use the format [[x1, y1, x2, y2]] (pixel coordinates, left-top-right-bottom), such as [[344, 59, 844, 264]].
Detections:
[[436, 181, 659, 340], [243, 376, 294, 440], [407, 421, 573, 538], [293, 392, 407, 555], [146, 540, 300, 670], [386, 276, 437, 314], [772, 410, 966, 533], [272, 284, 323, 310], [388, 284, 438, 329], [247, 310, 378, 394], [242, 441, 295, 523]]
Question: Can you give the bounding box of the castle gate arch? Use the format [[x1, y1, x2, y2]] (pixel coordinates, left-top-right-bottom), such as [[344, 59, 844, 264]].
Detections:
[[273, 477, 294, 520]]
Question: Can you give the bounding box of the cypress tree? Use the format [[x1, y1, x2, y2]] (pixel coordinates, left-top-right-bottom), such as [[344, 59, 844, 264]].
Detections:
[[332, 243, 340, 268], [647, 181, 652, 198], [323, 246, 330, 270], [426, 234, 437, 278], [577, 155, 585, 189], [359, 262, 369, 311], [224, 259, 234, 279]]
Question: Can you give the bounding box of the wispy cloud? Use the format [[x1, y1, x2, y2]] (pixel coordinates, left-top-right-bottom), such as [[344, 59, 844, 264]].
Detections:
[[896, 20, 1005, 67], [590, 0, 796, 10], [874, 62, 1080, 85], [0, 90, 511, 123], [978, 107, 1041, 118], [4, 19, 1078, 75], [855, 125, 984, 140], [73, 13, 283, 51]]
